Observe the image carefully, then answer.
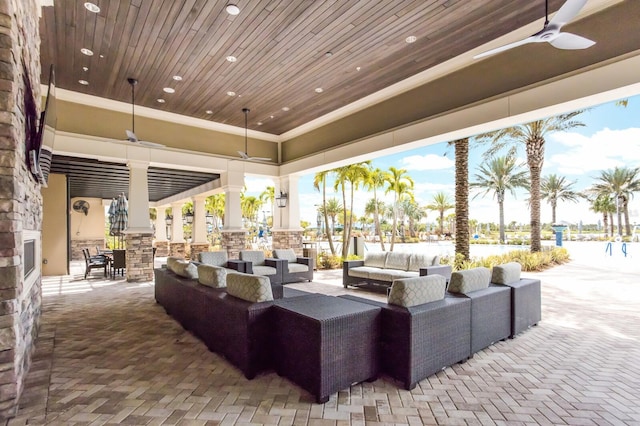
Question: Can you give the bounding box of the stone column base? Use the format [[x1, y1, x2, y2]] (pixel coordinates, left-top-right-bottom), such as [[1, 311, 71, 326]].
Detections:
[[154, 241, 169, 257], [271, 230, 304, 256], [71, 238, 106, 260], [221, 231, 248, 259], [190, 243, 210, 261], [169, 242, 187, 259], [125, 233, 154, 282]]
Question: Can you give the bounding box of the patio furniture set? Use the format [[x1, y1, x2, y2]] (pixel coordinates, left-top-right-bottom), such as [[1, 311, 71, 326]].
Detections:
[[155, 249, 541, 403]]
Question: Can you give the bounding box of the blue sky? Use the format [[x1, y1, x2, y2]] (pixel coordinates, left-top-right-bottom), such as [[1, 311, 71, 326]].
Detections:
[[247, 94, 640, 228]]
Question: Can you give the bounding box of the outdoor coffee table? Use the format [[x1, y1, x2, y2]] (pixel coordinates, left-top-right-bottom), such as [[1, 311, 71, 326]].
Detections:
[[272, 294, 380, 403]]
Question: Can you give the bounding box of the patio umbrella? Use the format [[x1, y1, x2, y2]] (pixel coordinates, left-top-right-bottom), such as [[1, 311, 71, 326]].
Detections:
[[110, 193, 128, 248]]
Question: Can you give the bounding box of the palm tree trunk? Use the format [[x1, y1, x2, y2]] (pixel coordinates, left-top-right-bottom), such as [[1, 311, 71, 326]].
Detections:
[[602, 212, 609, 238], [323, 181, 336, 256], [551, 200, 557, 225], [527, 139, 544, 252], [373, 189, 385, 251], [454, 138, 469, 261], [623, 197, 631, 236], [341, 182, 349, 258], [498, 193, 506, 243], [390, 200, 397, 251]]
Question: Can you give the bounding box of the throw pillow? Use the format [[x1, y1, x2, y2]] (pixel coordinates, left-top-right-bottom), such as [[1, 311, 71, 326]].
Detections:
[[388, 275, 446, 307], [198, 251, 228, 267], [363, 252, 387, 268], [448, 267, 491, 294], [173, 260, 199, 279], [408, 253, 438, 271], [491, 262, 522, 285], [197, 264, 227, 288], [166, 256, 182, 273], [226, 272, 273, 302], [385, 252, 410, 270]]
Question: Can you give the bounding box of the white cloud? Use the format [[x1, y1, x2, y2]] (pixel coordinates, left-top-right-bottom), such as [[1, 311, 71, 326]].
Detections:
[[244, 177, 274, 194], [400, 154, 454, 171]]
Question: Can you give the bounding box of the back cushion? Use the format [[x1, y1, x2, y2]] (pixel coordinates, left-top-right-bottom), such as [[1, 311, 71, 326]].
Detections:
[[274, 249, 297, 263], [387, 275, 447, 307], [173, 260, 199, 279], [385, 252, 410, 270], [240, 250, 265, 266], [408, 253, 439, 272], [198, 251, 228, 267], [363, 252, 387, 268], [226, 272, 273, 302], [448, 267, 491, 294], [491, 262, 522, 284], [197, 264, 227, 288], [166, 256, 182, 273]]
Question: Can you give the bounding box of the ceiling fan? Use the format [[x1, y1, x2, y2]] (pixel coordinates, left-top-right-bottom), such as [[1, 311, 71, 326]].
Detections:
[[124, 77, 165, 148], [473, 0, 595, 59], [237, 107, 271, 161]]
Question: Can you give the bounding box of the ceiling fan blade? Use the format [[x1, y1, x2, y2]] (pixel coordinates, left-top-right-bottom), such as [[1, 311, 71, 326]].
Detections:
[[237, 150, 250, 159], [125, 130, 138, 142], [473, 36, 539, 59], [138, 140, 166, 148], [548, 0, 588, 27], [549, 32, 595, 49], [249, 156, 271, 162]]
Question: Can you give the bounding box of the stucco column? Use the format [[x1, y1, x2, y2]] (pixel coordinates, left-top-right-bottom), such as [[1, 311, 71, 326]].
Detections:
[[154, 207, 168, 242], [171, 202, 185, 242], [125, 160, 153, 234], [221, 171, 245, 230], [272, 175, 303, 254], [192, 195, 208, 244]]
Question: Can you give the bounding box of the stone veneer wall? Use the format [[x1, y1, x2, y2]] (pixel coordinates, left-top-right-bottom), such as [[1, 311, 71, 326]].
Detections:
[[271, 231, 304, 256], [169, 242, 186, 259], [0, 0, 42, 418], [125, 233, 153, 282], [189, 243, 210, 261], [70, 238, 105, 260], [154, 241, 169, 257], [221, 231, 247, 259]]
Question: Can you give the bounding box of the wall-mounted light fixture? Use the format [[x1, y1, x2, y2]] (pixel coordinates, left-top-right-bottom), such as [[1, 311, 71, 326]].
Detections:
[[165, 214, 173, 226], [183, 209, 194, 225], [275, 191, 288, 208]]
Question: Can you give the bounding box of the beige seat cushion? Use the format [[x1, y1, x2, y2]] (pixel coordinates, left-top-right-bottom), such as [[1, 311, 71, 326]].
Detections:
[[197, 264, 227, 288], [448, 267, 491, 294], [226, 272, 273, 302], [252, 265, 277, 276], [491, 262, 522, 285], [287, 263, 309, 273], [388, 275, 447, 307], [166, 256, 182, 273], [173, 259, 198, 279], [363, 252, 387, 268], [385, 252, 410, 271], [408, 253, 440, 271]]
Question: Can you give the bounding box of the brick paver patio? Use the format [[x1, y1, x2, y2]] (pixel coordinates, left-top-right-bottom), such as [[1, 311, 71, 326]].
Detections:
[[7, 244, 640, 425]]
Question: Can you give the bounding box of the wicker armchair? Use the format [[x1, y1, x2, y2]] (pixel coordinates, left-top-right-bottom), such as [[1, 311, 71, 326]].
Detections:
[[273, 248, 313, 283], [239, 250, 284, 285]]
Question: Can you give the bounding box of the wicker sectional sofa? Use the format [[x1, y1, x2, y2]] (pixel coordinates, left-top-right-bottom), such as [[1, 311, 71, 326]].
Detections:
[[343, 251, 452, 289]]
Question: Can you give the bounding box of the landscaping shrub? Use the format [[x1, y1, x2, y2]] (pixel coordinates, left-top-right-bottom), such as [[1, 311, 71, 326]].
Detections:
[[442, 247, 570, 272]]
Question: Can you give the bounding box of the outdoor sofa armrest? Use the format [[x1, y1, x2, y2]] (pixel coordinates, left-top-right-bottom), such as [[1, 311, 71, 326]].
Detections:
[[227, 259, 248, 273], [419, 265, 452, 283], [265, 258, 285, 275], [343, 260, 364, 269], [296, 256, 313, 268]]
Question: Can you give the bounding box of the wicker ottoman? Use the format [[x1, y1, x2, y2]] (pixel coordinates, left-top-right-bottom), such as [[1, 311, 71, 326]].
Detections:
[[273, 294, 381, 403], [505, 278, 541, 337]]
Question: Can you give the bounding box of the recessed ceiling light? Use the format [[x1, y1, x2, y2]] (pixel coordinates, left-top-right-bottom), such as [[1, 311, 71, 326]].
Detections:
[[172, 75, 182, 81], [356, 66, 361, 71], [257, 122, 263, 126], [163, 87, 175, 93], [80, 48, 93, 56], [315, 87, 323, 93], [226, 56, 237, 62], [325, 51, 333, 57], [78, 80, 89, 85], [206, 110, 213, 114], [84, 2, 100, 13], [99, 54, 104, 58], [225, 4, 240, 15], [157, 99, 165, 103], [405, 35, 417, 43], [82, 66, 89, 71], [227, 91, 236, 96], [282, 107, 290, 111]]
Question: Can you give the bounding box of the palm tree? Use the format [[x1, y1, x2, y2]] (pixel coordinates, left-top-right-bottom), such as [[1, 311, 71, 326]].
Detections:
[[470, 156, 529, 243], [425, 192, 454, 236], [588, 193, 616, 238], [313, 170, 336, 255], [334, 162, 370, 257], [364, 198, 386, 250], [589, 166, 640, 236], [240, 196, 262, 230], [540, 174, 582, 224], [324, 197, 343, 243], [259, 186, 275, 224], [402, 198, 426, 239], [478, 111, 586, 251], [384, 167, 414, 251], [363, 165, 388, 250], [206, 194, 225, 232], [451, 138, 470, 261]]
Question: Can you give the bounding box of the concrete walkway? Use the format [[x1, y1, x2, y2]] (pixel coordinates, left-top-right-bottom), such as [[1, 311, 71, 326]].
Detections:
[[7, 243, 640, 425]]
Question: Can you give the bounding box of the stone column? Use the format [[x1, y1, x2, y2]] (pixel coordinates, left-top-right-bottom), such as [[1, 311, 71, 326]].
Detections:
[[0, 0, 43, 417], [153, 205, 169, 257], [124, 161, 153, 282], [169, 202, 186, 259], [190, 195, 209, 261], [272, 176, 304, 255]]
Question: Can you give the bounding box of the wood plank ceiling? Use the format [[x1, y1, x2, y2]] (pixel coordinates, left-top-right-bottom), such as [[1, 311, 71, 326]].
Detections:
[[39, 0, 566, 136]]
